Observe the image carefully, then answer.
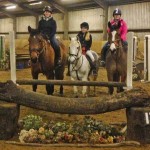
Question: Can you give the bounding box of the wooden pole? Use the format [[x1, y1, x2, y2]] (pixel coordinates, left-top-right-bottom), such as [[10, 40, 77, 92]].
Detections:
[[0, 81, 149, 115], [9, 31, 16, 83], [103, 6, 108, 40], [63, 11, 69, 40], [16, 79, 126, 87]]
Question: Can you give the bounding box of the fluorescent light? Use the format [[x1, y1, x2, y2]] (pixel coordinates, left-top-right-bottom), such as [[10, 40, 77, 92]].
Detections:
[[6, 5, 16, 10], [29, 1, 42, 5]]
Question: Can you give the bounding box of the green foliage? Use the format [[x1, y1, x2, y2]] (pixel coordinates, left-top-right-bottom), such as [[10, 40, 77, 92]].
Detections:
[[20, 115, 125, 144], [22, 114, 43, 130]]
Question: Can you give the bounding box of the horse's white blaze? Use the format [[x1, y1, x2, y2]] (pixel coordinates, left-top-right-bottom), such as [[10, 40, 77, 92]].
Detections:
[[110, 43, 116, 51], [110, 30, 117, 51]]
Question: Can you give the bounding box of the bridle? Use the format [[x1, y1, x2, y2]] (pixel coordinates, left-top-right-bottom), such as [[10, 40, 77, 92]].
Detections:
[[68, 41, 82, 64], [109, 30, 122, 50], [29, 36, 47, 61], [68, 41, 84, 79], [110, 38, 121, 49]]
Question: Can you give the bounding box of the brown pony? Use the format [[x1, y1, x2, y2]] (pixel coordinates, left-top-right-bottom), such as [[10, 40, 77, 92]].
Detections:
[[28, 26, 67, 95], [105, 21, 127, 94]]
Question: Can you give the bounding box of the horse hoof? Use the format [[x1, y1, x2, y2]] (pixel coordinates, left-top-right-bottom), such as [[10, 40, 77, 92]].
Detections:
[[117, 88, 124, 93]]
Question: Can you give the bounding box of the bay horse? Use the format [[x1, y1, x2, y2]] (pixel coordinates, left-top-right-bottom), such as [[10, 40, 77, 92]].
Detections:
[[68, 37, 99, 97], [105, 21, 127, 94], [28, 26, 67, 95]]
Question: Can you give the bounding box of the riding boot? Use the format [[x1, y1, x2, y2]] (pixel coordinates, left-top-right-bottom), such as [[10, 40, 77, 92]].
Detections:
[[50, 36, 62, 67], [91, 61, 97, 76], [86, 50, 97, 75], [100, 42, 110, 67], [122, 41, 128, 51]]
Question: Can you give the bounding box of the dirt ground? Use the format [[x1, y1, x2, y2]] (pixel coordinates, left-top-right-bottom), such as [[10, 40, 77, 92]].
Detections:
[[0, 67, 150, 150]]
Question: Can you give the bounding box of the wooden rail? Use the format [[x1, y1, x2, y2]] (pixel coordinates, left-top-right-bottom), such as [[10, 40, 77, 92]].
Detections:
[[16, 79, 126, 87]]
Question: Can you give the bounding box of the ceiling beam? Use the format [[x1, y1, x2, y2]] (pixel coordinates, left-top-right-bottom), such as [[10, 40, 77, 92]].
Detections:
[[93, 0, 108, 9], [0, 9, 16, 18], [67, 1, 96, 8], [8, 0, 40, 16], [43, 0, 67, 14], [107, 0, 150, 5]]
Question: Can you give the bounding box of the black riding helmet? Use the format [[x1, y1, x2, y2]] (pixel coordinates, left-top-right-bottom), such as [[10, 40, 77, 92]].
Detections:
[[80, 22, 89, 30], [113, 8, 121, 16], [43, 6, 53, 13]]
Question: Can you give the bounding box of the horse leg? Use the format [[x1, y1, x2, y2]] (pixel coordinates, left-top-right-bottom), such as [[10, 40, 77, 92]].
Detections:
[[55, 66, 64, 95], [32, 72, 38, 92], [113, 72, 122, 93], [81, 77, 88, 97], [119, 75, 126, 93], [59, 85, 63, 95], [107, 72, 114, 95], [71, 77, 78, 98], [46, 72, 55, 95]]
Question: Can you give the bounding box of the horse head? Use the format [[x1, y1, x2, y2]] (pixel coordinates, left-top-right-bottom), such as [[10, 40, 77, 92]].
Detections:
[[108, 21, 122, 52], [28, 26, 46, 63], [68, 37, 82, 64]]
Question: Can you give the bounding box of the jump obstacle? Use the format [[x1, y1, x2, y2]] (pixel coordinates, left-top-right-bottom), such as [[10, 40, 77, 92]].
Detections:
[[0, 31, 150, 144]]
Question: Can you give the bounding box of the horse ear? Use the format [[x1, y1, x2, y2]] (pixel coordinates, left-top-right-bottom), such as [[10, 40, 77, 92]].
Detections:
[[108, 21, 112, 29], [28, 26, 32, 33]]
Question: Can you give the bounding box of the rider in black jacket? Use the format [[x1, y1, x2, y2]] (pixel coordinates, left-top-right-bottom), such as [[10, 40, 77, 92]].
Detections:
[[67, 22, 97, 76], [38, 6, 61, 67]]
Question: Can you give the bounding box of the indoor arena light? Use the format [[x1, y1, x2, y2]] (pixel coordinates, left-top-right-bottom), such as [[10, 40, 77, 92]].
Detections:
[[6, 5, 16, 9], [29, 1, 42, 5]]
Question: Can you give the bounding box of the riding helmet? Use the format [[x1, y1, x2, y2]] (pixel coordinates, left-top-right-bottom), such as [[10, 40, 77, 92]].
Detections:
[[80, 22, 89, 29], [43, 6, 53, 13], [113, 8, 121, 16]]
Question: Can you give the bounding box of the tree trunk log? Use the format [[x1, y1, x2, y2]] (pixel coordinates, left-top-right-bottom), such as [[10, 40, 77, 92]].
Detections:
[[0, 101, 20, 139], [126, 107, 150, 143], [0, 80, 150, 115]]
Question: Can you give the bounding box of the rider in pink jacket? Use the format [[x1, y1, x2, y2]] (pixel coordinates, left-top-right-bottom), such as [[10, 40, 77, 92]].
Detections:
[[100, 8, 128, 67], [108, 18, 128, 41]]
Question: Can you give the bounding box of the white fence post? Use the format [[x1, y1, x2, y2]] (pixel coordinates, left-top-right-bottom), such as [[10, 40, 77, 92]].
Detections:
[[133, 36, 138, 61], [9, 31, 16, 83], [126, 32, 134, 89], [144, 35, 150, 81]]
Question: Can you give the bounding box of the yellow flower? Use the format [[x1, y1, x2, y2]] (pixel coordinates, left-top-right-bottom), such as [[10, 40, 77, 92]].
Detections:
[[107, 136, 114, 143], [38, 127, 45, 134]]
